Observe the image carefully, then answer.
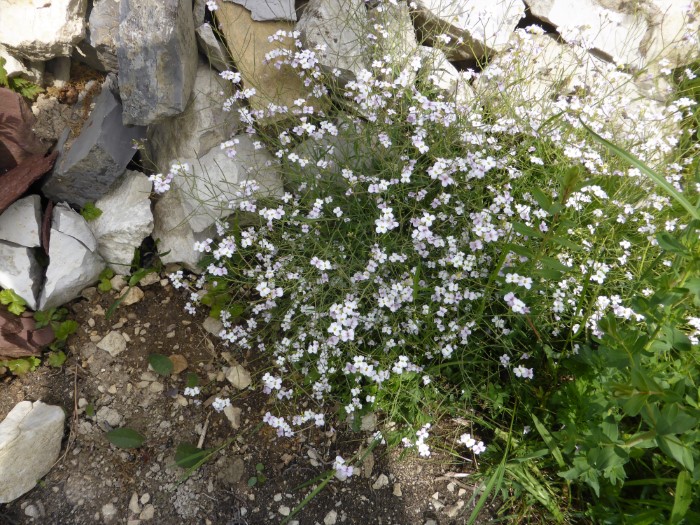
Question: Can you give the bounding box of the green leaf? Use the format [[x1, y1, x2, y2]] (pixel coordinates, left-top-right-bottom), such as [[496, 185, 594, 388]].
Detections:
[[174, 443, 211, 469], [670, 470, 692, 525], [185, 372, 200, 388], [540, 257, 571, 273], [148, 353, 174, 376], [85, 403, 95, 417], [0, 56, 8, 87], [105, 428, 145, 449], [98, 278, 113, 292], [531, 414, 565, 468], [99, 267, 115, 280], [0, 289, 27, 312], [247, 476, 258, 487], [256, 463, 264, 472], [580, 119, 700, 221], [656, 232, 689, 255], [657, 435, 694, 472], [512, 222, 543, 238], [80, 202, 103, 221], [47, 351, 67, 368], [129, 268, 154, 287], [54, 320, 78, 341], [7, 301, 26, 315]]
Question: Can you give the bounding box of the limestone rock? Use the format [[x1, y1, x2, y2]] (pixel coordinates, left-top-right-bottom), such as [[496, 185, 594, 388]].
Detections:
[[227, 0, 296, 21], [0, 88, 50, 175], [412, 0, 525, 61], [96, 330, 127, 357], [153, 136, 282, 270], [217, 3, 312, 123], [195, 23, 233, 73], [118, 0, 198, 125], [418, 46, 475, 105], [39, 205, 105, 310], [526, 0, 648, 67], [52, 203, 98, 251], [296, 0, 369, 84], [0, 0, 87, 61], [42, 77, 146, 206], [0, 195, 42, 248], [0, 243, 43, 310], [89, 171, 154, 274], [643, 0, 700, 69], [226, 364, 251, 390], [147, 62, 239, 174], [0, 45, 30, 80], [75, 0, 120, 71], [117, 286, 144, 306], [0, 401, 65, 503]]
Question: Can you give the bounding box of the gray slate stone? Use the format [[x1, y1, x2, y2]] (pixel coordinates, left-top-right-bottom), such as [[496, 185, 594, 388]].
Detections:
[[75, 0, 120, 72], [0, 195, 42, 248], [118, 0, 198, 125], [227, 0, 296, 21], [41, 77, 146, 206], [147, 61, 239, 173], [196, 23, 233, 73]]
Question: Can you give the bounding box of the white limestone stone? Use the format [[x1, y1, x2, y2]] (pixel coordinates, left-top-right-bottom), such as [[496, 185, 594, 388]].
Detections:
[[0, 401, 65, 503], [0, 0, 87, 61], [412, 0, 525, 60], [89, 171, 154, 275], [0, 195, 42, 248]]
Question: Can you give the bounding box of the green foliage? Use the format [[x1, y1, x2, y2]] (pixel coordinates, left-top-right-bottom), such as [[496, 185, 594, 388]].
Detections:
[[0, 57, 43, 99], [80, 202, 103, 221], [0, 356, 40, 375], [148, 353, 173, 376], [0, 289, 27, 315], [98, 268, 114, 292], [247, 462, 267, 487], [105, 428, 146, 449]]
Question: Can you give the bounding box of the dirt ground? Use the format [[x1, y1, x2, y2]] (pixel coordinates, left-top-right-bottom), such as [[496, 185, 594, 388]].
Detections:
[[0, 272, 495, 525]]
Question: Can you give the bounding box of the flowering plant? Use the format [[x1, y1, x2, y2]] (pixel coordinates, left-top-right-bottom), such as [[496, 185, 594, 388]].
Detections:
[[169, 1, 700, 520]]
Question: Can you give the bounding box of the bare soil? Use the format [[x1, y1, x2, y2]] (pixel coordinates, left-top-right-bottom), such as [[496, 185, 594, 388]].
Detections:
[[0, 274, 495, 525]]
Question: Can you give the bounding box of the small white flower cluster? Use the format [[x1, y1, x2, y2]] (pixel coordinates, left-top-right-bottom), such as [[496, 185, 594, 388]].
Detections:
[[402, 423, 432, 457], [459, 433, 486, 455], [333, 456, 354, 481], [148, 162, 191, 194], [205, 0, 218, 11], [263, 412, 293, 437], [212, 397, 231, 412]]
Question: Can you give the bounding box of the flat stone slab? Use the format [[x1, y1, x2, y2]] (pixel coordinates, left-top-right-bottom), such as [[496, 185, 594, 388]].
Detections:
[[0, 401, 65, 503]]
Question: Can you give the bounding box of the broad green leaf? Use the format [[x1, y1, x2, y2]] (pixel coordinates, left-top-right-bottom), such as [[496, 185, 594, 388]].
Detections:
[[106, 428, 145, 449], [670, 470, 692, 525], [7, 301, 26, 315], [54, 320, 78, 341], [80, 202, 103, 221], [551, 236, 583, 252], [656, 232, 689, 255], [47, 351, 66, 368], [580, 119, 700, 220], [98, 278, 113, 292], [247, 476, 258, 487], [174, 443, 211, 469], [85, 403, 95, 417], [185, 372, 200, 388], [99, 267, 115, 280], [657, 435, 694, 472], [148, 353, 174, 376]]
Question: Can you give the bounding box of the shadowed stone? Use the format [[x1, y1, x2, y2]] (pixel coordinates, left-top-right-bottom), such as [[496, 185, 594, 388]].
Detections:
[[118, 0, 198, 125]]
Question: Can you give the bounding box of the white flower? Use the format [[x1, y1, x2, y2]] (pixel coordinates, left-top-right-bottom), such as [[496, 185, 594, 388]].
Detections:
[[212, 397, 231, 412]]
